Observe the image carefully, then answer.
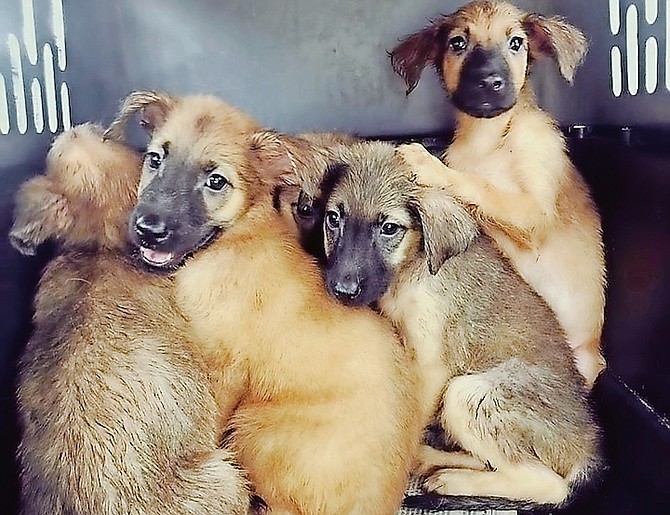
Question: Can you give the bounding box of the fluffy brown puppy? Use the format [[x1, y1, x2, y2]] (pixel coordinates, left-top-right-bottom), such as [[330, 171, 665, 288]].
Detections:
[[113, 91, 422, 515], [10, 124, 249, 515], [390, 0, 606, 387], [319, 140, 602, 507]]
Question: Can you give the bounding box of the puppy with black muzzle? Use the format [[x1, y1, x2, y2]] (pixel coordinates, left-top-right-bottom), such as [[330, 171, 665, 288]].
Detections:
[[390, 0, 607, 388], [269, 131, 359, 262], [319, 140, 602, 507], [113, 91, 422, 515]]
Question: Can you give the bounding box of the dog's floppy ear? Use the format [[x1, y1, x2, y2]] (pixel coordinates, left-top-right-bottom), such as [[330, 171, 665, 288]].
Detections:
[[9, 176, 71, 256], [104, 90, 175, 141], [248, 130, 298, 186], [410, 188, 478, 275], [523, 13, 588, 83], [390, 20, 446, 95], [248, 130, 329, 189]]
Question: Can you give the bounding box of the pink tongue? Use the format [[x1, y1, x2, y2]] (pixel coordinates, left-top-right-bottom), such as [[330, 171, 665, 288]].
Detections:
[[141, 247, 174, 265]]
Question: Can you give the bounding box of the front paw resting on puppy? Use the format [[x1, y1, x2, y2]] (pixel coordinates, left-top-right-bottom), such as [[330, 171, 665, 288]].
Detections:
[[396, 143, 460, 189]]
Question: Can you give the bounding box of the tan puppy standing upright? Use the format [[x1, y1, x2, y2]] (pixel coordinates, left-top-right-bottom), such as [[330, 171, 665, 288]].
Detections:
[[390, 0, 606, 386], [110, 91, 422, 515], [9, 124, 249, 515]]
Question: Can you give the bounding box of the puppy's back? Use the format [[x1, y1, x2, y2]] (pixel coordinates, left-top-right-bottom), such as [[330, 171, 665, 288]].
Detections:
[[443, 236, 581, 375]]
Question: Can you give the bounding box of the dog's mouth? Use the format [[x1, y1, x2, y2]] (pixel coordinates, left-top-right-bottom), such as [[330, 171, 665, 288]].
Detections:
[[135, 228, 221, 274], [455, 97, 515, 119], [140, 247, 176, 267], [452, 84, 516, 119], [134, 245, 184, 274]]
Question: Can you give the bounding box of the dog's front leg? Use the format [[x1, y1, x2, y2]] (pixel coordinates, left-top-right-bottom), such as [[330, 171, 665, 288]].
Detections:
[[398, 143, 548, 237], [397, 143, 461, 189], [412, 444, 488, 476]]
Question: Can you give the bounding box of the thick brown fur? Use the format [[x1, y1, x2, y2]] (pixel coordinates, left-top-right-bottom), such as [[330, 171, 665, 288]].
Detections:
[[9, 124, 249, 515], [118, 92, 422, 515], [390, 0, 606, 387], [319, 141, 602, 506]]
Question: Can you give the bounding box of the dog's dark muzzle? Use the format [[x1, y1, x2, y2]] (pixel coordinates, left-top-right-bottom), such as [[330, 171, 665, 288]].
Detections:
[[330, 273, 363, 304], [133, 213, 172, 247], [128, 201, 221, 274], [452, 46, 517, 118], [128, 207, 181, 271], [324, 217, 392, 307]]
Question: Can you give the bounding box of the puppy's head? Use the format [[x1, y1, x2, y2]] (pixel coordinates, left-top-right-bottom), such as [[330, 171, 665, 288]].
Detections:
[[390, 0, 588, 118], [111, 91, 262, 273], [9, 123, 142, 255], [249, 130, 358, 262], [321, 141, 478, 306]]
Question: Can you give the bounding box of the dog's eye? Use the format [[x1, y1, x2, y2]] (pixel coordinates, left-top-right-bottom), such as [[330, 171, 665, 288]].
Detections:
[[145, 152, 162, 170], [509, 36, 524, 52], [325, 210, 340, 230], [448, 35, 467, 52], [297, 203, 315, 219], [380, 222, 402, 236], [205, 173, 229, 191]]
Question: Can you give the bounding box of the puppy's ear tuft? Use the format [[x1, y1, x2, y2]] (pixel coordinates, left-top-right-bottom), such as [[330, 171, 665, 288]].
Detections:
[[9, 176, 71, 256], [104, 90, 174, 141], [389, 21, 445, 95], [523, 13, 588, 83], [248, 130, 297, 184], [249, 130, 330, 190], [410, 189, 478, 274]]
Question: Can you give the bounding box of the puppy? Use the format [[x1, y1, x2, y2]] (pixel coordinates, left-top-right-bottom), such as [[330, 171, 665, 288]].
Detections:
[[319, 140, 602, 506], [10, 124, 249, 515], [390, 0, 606, 387], [268, 131, 359, 260], [114, 91, 422, 515]]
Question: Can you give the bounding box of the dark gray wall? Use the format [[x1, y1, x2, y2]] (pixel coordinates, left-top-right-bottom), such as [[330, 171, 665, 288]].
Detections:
[[540, 0, 670, 128], [3, 0, 668, 171], [85, 0, 547, 134], [3, 0, 556, 172]]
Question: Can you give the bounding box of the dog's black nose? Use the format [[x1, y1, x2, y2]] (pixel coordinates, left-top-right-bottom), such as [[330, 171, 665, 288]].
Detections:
[[134, 213, 171, 245], [332, 276, 362, 302], [478, 74, 506, 92]]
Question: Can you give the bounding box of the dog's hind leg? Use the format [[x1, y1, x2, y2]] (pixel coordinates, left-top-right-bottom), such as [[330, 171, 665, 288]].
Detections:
[[428, 360, 598, 504], [170, 449, 250, 515], [432, 373, 569, 503]]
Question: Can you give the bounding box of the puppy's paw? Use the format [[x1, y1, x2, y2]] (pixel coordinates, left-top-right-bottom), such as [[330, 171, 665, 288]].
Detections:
[[397, 143, 438, 165], [396, 144, 454, 187], [423, 468, 485, 497], [573, 344, 606, 388]]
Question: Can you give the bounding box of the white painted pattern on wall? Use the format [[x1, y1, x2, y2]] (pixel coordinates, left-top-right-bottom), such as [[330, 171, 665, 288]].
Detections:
[[626, 4, 640, 95], [666, 0, 670, 91], [609, 0, 668, 97], [0, 0, 70, 135]]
